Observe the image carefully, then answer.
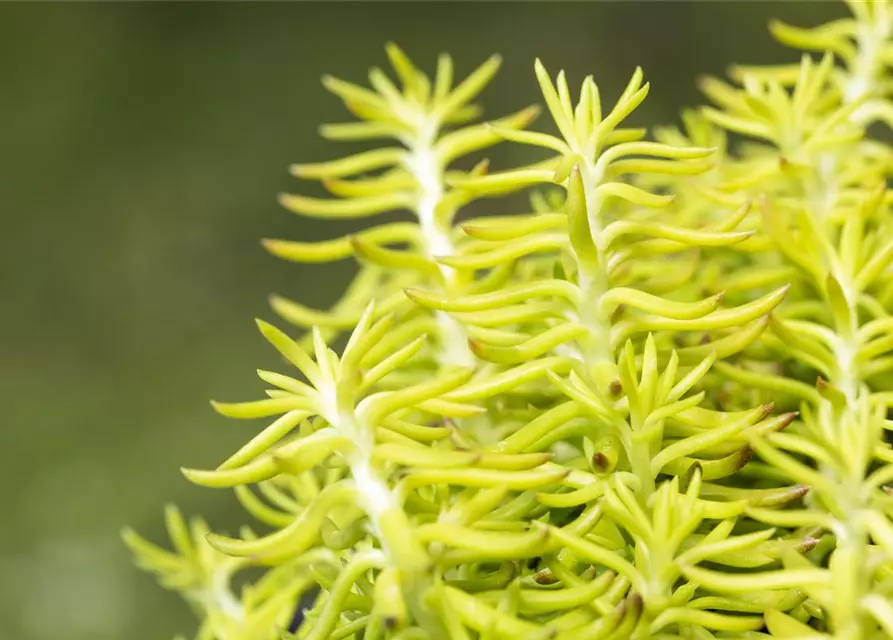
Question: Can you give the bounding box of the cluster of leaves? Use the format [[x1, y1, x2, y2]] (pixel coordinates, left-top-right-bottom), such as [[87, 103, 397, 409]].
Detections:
[[125, 1, 893, 638]]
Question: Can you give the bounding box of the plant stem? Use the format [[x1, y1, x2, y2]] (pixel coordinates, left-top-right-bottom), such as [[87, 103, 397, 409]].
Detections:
[[406, 120, 475, 368], [791, 13, 892, 626]]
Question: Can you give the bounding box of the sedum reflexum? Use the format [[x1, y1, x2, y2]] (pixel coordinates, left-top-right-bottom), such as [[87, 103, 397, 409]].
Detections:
[[676, 2, 893, 637], [126, 2, 893, 638]]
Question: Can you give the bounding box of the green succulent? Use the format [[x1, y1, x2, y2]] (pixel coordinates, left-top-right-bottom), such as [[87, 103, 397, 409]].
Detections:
[[125, 1, 893, 638]]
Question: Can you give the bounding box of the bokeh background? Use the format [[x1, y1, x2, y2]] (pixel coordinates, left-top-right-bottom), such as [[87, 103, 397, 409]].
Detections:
[[1, 2, 844, 639]]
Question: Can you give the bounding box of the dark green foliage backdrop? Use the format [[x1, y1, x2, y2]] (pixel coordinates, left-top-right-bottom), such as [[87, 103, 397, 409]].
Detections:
[[0, 3, 840, 639]]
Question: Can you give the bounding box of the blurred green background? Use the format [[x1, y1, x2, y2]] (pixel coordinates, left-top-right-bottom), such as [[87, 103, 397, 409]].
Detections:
[[1, 2, 842, 639]]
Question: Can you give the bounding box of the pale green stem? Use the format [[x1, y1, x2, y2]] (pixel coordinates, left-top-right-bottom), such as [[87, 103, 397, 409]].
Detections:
[[319, 385, 447, 640], [578, 172, 654, 500], [574, 165, 666, 632], [198, 568, 245, 640], [797, 12, 892, 633], [405, 120, 475, 368], [577, 176, 621, 392]]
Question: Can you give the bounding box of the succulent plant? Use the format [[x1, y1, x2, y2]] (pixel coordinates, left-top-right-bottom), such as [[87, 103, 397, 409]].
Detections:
[[125, 2, 893, 637]]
